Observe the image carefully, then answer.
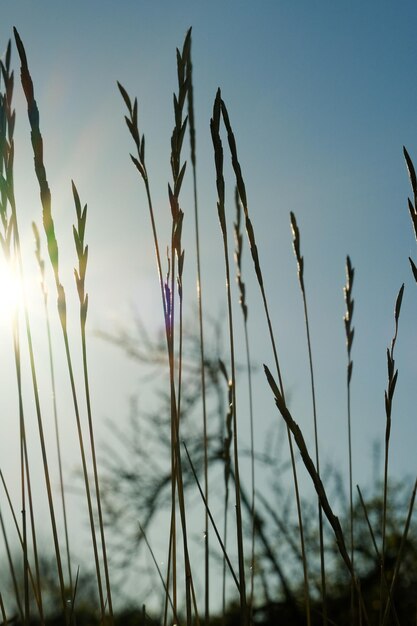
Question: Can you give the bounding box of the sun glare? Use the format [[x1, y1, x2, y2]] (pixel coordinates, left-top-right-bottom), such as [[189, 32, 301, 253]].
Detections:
[[0, 259, 23, 324]]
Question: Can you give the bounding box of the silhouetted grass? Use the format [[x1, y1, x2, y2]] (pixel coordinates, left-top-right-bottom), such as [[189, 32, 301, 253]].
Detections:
[[0, 25, 416, 626]]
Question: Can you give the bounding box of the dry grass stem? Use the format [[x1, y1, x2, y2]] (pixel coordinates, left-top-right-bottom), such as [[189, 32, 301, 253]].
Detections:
[[380, 284, 404, 619], [32, 221, 73, 598], [343, 255, 355, 594], [186, 29, 210, 626], [382, 478, 417, 625], [290, 210, 327, 624], [72, 181, 114, 620], [210, 89, 247, 626], [233, 191, 256, 622], [218, 92, 310, 626], [14, 28, 106, 621], [183, 443, 240, 593]]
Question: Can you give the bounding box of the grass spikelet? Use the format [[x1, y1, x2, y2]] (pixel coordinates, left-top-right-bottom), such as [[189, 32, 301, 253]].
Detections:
[[219, 100, 262, 290], [264, 364, 374, 623], [167, 30, 194, 626], [290, 211, 327, 623], [403, 147, 417, 283], [343, 255, 355, 619], [264, 365, 353, 573], [13, 28, 59, 287], [380, 284, 404, 616]]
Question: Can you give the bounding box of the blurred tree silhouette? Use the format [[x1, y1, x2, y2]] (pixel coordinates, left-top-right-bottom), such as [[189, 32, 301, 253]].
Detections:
[[96, 317, 417, 625]]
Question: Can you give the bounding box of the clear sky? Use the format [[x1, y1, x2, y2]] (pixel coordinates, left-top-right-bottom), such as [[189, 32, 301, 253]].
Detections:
[[1, 0, 417, 613]]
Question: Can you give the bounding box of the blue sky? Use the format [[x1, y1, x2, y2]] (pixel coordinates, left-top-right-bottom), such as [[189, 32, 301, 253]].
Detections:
[[1, 0, 417, 612]]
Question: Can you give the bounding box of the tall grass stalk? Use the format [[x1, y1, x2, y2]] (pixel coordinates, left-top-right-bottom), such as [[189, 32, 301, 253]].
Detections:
[[217, 93, 311, 626], [382, 477, 417, 625], [0, 43, 33, 625], [343, 255, 355, 621], [234, 191, 256, 621], [72, 181, 114, 620], [118, 30, 196, 625], [356, 485, 400, 626], [186, 30, 210, 626], [118, 81, 185, 621], [1, 38, 68, 622], [168, 32, 193, 626], [183, 442, 240, 593], [163, 514, 176, 626], [290, 211, 327, 623], [230, 467, 301, 620], [10, 258, 28, 626], [219, 358, 233, 623], [32, 222, 73, 597], [167, 33, 189, 619], [210, 90, 247, 626], [138, 522, 180, 626], [380, 284, 404, 620], [14, 28, 106, 620], [264, 365, 371, 625]]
